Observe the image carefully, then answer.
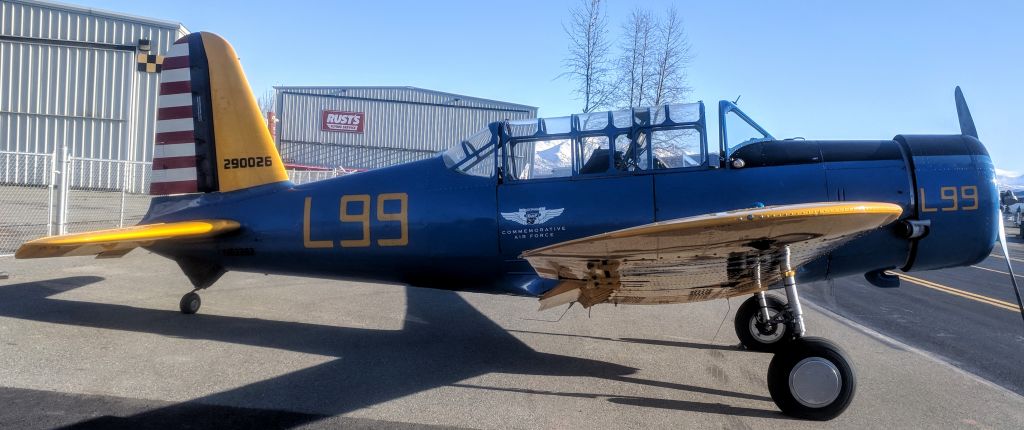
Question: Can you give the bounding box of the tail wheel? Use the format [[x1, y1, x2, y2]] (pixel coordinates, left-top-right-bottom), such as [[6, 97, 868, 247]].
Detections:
[[734, 294, 793, 352], [767, 337, 856, 420], [179, 292, 201, 315]]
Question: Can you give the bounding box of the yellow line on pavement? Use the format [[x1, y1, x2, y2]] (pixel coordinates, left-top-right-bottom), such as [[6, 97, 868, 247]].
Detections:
[[885, 271, 1020, 313], [971, 265, 1024, 279]]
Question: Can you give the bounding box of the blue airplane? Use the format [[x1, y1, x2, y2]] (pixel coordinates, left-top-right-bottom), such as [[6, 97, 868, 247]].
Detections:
[[16, 32, 1024, 420]]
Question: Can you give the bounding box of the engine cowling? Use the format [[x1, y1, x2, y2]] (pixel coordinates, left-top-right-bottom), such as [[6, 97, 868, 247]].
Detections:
[[895, 134, 998, 272]]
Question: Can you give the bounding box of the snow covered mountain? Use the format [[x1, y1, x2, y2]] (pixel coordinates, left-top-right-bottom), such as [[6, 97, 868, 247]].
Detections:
[[527, 137, 699, 177], [531, 140, 573, 177], [996, 168, 1024, 191]]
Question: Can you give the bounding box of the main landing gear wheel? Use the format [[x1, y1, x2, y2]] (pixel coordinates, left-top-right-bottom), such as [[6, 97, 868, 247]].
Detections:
[[767, 337, 856, 420], [734, 294, 793, 352], [179, 291, 201, 314], [758, 246, 856, 420]]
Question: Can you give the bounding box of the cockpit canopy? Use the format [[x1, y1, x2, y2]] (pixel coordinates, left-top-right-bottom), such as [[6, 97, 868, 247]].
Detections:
[[443, 101, 772, 178]]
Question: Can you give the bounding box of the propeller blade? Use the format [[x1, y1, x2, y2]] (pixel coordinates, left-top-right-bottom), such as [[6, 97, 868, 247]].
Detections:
[[957, 86, 1022, 325], [996, 215, 1024, 327], [955, 86, 979, 139]]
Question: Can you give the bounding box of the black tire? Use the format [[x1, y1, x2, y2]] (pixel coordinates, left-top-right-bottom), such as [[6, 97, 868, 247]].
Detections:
[[179, 292, 201, 315], [767, 337, 856, 421], [734, 294, 793, 352]]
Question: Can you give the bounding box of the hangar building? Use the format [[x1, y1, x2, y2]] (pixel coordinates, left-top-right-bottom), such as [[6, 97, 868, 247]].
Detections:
[[1, 0, 536, 173], [274, 86, 537, 170], [0, 1, 534, 253], [1, 0, 188, 163]]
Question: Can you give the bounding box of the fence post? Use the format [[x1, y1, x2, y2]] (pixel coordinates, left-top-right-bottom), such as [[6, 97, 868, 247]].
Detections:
[[47, 147, 58, 236], [119, 160, 129, 228], [57, 145, 70, 235]]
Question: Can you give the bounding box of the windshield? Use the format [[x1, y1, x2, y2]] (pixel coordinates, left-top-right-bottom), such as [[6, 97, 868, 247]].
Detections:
[[442, 127, 497, 177], [719, 101, 773, 157]]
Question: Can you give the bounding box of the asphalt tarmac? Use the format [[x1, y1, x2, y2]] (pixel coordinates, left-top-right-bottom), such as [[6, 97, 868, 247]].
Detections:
[[1, 249, 1023, 429], [804, 222, 1024, 396]]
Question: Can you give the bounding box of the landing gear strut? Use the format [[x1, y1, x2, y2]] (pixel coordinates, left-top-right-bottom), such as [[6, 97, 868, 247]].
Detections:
[[736, 247, 857, 420], [179, 291, 201, 314], [735, 262, 794, 352]]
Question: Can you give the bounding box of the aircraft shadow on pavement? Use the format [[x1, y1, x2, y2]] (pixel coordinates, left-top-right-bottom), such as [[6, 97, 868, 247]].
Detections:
[[0, 277, 781, 428], [507, 329, 744, 352]]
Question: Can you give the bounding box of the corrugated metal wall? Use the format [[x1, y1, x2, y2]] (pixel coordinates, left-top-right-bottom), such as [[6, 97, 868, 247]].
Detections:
[[276, 87, 537, 169], [0, 0, 187, 161]]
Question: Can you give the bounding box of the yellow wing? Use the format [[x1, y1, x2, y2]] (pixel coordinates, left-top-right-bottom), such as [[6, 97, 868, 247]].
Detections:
[[15, 220, 240, 259], [522, 202, 903, 310]]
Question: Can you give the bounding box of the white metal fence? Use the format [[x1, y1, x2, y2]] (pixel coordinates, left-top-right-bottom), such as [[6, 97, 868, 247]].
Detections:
[[0, 151, 56, 255], [0, 150, 350, 256], [64, 157, 153, 234], [0, 151, 152, 253], [287, 169, 345, 185]]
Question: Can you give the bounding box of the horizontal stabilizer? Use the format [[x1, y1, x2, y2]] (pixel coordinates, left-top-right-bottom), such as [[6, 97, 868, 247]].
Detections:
[[15, 220, 240, 259]]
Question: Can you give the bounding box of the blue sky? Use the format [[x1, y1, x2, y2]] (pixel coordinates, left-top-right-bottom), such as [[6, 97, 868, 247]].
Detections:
[[86, 0, 1024, 173]]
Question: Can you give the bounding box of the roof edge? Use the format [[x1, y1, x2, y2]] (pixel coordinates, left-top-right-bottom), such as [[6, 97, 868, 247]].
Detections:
[[273, 85, 537, 111], [12, 0, 186, 31]]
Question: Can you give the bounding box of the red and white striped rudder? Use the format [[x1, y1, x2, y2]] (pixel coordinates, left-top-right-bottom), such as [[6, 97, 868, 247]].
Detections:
[[152, 35, 202, 195]]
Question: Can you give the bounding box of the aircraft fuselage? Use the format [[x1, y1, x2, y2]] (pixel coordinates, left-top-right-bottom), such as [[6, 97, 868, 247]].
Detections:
[[144, 135, 997, 297]]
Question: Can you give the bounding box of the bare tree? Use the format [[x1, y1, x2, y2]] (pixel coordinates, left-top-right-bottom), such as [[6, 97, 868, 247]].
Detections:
[[649, 6, 692, 107], [562, 0, 613, 113], [618, 8, 656, 109], [257, 89, 275, 118], [562, 3, 694, 111]]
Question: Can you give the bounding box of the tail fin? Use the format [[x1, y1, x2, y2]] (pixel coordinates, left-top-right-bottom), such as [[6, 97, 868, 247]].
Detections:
[[152, 32, 287, 195]]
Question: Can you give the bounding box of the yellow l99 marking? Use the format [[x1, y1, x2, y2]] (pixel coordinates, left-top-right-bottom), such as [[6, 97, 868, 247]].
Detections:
[[340, 194, 371, 247], [961, 185, 978, 210], [919, 185, 978, 213], [303, 197, 333, 249], [377, 193, 408, 246], [303, 193, 410, 249]]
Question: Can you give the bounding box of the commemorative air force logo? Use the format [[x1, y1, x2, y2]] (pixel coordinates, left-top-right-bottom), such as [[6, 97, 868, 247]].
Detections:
[[501, 207, 565, 225]]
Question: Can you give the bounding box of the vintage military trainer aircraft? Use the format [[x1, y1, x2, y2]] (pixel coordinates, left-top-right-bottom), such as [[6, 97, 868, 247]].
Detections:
[[16, 32, 1024, 420]]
